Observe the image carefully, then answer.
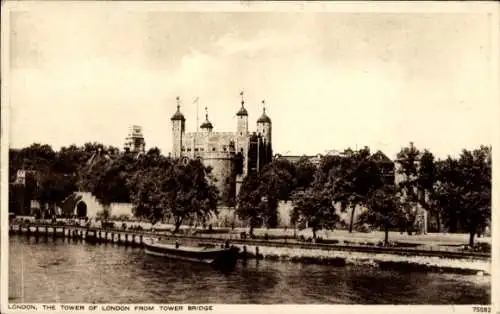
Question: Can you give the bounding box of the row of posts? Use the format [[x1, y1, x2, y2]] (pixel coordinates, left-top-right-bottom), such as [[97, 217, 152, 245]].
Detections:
[[9, 225, 144, 247], [9, 224, 264, 259]]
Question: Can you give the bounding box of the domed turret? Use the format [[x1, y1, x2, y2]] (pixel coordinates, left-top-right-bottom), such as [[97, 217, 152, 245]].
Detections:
[[236, 91, 249, 136], [257, 100, 271, 124], [236, 91, 248, 117], [200, 106, 213, 132], [257, 100, 272, 144], [257, 108, 271, 124], [171, 97, 185, 121]]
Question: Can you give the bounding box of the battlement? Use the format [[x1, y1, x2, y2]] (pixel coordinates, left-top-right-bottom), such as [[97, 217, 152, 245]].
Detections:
[[210, 131, 236, 137], [202, 151, 237, 160], [171, 98, 273, 199]]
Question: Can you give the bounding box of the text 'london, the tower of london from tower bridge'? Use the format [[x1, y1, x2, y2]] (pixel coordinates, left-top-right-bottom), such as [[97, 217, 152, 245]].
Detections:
[[170, 92, 273, 200]]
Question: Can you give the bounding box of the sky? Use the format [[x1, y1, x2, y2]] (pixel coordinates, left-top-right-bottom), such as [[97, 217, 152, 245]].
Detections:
[[5, 3, 497, 159]]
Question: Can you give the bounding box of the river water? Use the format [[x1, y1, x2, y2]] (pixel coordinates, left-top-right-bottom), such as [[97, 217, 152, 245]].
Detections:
[[8, 235, 490, 304]]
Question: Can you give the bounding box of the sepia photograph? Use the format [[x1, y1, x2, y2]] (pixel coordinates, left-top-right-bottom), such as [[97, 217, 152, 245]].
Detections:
[[1, 1, 498, 313]]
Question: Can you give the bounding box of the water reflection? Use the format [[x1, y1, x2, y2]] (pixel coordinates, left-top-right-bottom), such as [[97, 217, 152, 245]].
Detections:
[[9, 235, 490, 304]]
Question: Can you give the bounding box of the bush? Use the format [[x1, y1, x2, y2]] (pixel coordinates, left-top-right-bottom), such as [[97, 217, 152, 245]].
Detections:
[[476, 242, 491, 252]]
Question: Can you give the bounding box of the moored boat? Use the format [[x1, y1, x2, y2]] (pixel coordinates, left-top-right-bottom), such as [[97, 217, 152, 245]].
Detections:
[[85, 229, 99, 244], [143, 238, 239, 268]]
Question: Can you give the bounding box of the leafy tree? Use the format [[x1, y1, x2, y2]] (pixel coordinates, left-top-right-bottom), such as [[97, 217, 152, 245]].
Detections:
[[294, 156, 317, 190], [236, 173, 266, 236], [164, 159, 219, 232], [417, 150, 439, 231], [16, 143, 56, 172], [395, 142, 421, 234], [128, 155, 173, 224], [434, 157, 460, 232], [129, 158, 219, 232], [37, 172, 78, 217], [435, 147, 491, 246], [328, 147, 383, 233], [291, 185, 339, 239], [258, 159, 297, 227], [84, 150, 137, 223], [359, 185, 406, 245]]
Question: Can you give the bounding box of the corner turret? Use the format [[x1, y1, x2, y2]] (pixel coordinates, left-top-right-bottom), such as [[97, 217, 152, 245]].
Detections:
[[257, 100, 272, 141], [236, 91, 249, 137], [171, 97, 185, 158]]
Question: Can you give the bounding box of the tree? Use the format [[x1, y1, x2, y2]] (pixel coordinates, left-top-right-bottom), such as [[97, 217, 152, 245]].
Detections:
[[359, 185, 406, 245], [37, 171, 78, 217], [294, 156, 317, 190], [395, 142, 421, 234], [129, 158, 219, 232], [434, 157, 461, 232], [236, 173, 267, 236], [258, 159, 297, 227], [9, 144, 84, 217], [435, 147, 491, 246], [328, 147, 383, 233], [417, 150, 438, 231], [16, 143, 56, 172], [84, 150, 137, 223], [291, 185, 339, 240], [165, 159, 219, 232]]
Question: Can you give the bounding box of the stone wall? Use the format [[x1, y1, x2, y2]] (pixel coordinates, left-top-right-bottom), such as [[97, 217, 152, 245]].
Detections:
[[202, 152, 236, 199]]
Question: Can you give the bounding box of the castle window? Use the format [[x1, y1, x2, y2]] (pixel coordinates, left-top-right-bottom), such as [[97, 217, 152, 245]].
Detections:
[[240, 132, 242, 136], [181, 148, 186, 152], [200, 148, 204, 151], [223, 146, 227, 152], [212, 147, 216, 152], [195, 148, 199, 152], [187, 148, 192, 152], [240, 148, 244, 152]]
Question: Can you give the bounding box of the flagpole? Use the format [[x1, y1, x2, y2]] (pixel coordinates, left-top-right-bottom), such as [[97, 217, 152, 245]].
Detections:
[[195, 97, 200, 133]]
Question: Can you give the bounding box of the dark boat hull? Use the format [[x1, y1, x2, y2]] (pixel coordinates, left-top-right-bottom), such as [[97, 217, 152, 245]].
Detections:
[[85, 230, 99, 244], [144, 241, 239, 268]]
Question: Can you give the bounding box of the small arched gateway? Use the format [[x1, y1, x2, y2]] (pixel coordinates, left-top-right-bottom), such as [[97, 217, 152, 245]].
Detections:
[[76, 201, 87, 218]]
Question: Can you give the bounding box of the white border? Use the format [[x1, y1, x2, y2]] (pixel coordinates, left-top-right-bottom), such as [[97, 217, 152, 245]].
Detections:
[[1, 1, 498, 314]]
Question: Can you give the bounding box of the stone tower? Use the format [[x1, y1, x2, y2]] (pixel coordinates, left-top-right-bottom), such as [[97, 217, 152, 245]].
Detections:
[[257, 100, 272, 145], [256, 100, 273, 170], [124, 125, 146, 153], [171, 97, 186, 158], [235, 92, 250, 194], [236, 91, 249, 137]]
